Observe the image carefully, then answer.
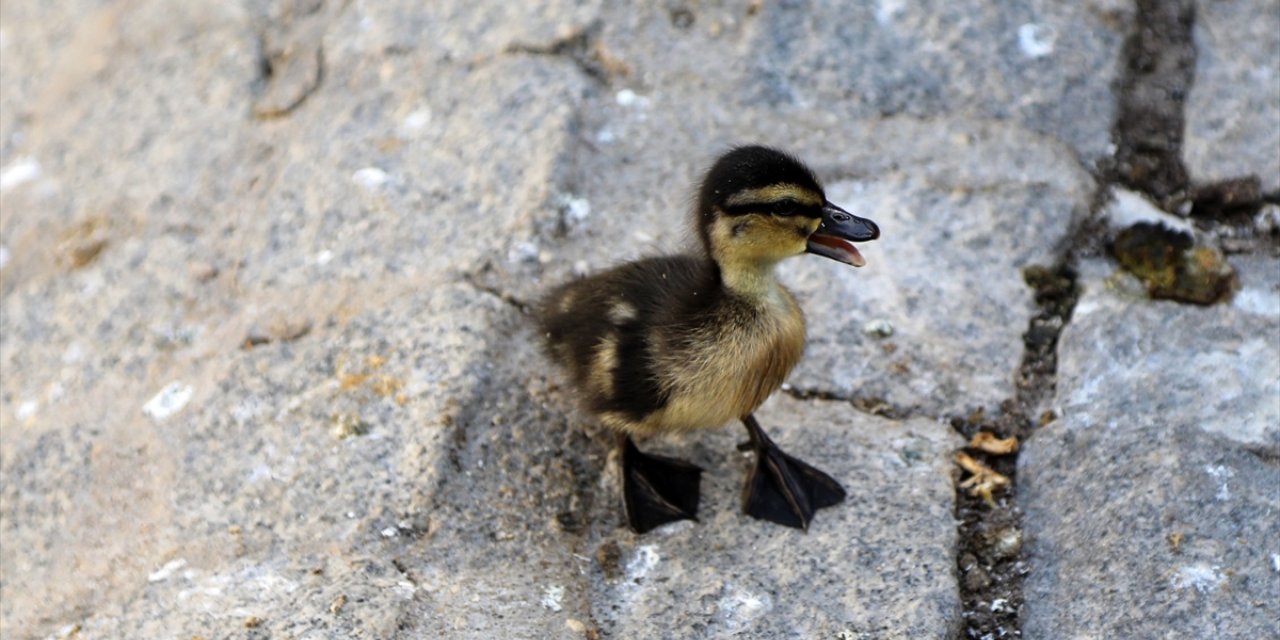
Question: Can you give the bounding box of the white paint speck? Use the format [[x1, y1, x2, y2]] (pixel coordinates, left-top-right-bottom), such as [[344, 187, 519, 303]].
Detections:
[[990, 598, 1011, 612], [381, 526, 399, 538], [1018, 23, 1057, 59], [0, 245, 10, 269], [557, 193, 592, 233], [16, 399, 38, 420], [1107, 188, 1195, 234], [148, 558, 188, 582], [352, 167, 390, 190], [246, 465, 272, 483], [143, 382, 193, 421], [1205, 464, 1234, 501], [1271, 554, 1279, 573], [615, 89, 650, 108], [595, 128, 616, 144], [51, 623, 80, 639], [315, 250, 334, 266], [1171, 564, 1225, 594], [0, 157, 40, 192], [625, 544, 660, 583], [540, 584, 565, 612], [399, 108, 432, 135], [561, 195, 591, 225], [875, 0, 906, 25], [507, 240, 540, 264], [572, 260, 590, 276]]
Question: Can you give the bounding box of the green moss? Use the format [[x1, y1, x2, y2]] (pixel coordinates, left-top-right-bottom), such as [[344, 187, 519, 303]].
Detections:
[[1111, 223, 1237, 305]]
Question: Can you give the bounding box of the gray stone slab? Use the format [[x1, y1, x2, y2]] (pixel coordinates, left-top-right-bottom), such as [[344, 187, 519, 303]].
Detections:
[[586, 395, 962, 639], [1185, 0, 1280, 191], [597, 0, 1131, 162], [0, 285, 566, 638], [1020, 257, 1280, 638]]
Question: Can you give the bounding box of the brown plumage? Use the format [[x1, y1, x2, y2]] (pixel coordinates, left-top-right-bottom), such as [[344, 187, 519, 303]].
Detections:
[[539, 145, 879, 533]]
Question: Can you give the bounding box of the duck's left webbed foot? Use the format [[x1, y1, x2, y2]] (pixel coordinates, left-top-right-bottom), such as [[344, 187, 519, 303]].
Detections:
[[622, 436, 702, 533], [740, 414, 846, 529]]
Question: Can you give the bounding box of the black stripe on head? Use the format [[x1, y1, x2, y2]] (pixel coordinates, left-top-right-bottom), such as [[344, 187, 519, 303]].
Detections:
[[723, 199, 823, 218]]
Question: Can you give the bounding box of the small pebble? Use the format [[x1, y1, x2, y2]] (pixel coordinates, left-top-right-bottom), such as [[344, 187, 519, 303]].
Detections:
[[332, 413, 368, 439], [862, 319, 894, 338], [329, 593, 348, 615], [987, 527, 1023, 561]]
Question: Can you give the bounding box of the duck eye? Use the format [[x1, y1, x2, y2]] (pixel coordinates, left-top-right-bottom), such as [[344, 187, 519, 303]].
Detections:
[[771, 200, 799, 216]]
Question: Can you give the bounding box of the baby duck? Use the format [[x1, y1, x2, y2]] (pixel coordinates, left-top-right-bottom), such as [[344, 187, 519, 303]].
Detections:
[[539, 145, 879, 533]]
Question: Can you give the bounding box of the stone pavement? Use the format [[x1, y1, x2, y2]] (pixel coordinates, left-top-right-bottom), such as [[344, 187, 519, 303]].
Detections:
[[0, 1, 1275, 639]]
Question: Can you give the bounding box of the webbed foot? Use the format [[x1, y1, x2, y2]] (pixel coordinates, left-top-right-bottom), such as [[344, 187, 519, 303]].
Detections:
[[740, 414, 845, 529], [622, 437, 702, 533]]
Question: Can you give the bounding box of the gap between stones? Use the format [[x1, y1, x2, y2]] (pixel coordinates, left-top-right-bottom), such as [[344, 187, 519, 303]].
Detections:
[[504, 22, 618, 86], [951, 1, 1199, 638]]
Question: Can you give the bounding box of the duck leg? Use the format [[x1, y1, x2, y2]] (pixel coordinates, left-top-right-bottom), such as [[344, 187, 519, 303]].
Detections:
[[740, 414, 846, 529], [621, 435, 702, 533]]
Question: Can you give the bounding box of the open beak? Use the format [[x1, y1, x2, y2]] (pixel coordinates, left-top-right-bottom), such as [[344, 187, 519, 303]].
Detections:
[[805, 201, 880, 267]]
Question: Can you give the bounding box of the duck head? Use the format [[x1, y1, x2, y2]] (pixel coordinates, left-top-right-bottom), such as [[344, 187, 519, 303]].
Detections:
[[696, 146, 880, 275]]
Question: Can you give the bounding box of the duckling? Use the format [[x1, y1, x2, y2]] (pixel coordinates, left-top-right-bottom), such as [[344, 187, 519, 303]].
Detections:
[[539, 145, 880, 533]]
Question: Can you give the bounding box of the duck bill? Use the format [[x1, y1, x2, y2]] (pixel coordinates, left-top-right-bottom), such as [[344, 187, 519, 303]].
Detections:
[[805, 202, 880, 267]]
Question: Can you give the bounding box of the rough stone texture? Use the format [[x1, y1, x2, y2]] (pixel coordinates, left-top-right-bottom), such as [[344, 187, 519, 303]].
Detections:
[[588, 396, 962, 639], [1184, 0, 1280, 191], [781, 118, 1094, 415], [1020, 257, 1280, 638], [593, 0, 1132, 163]]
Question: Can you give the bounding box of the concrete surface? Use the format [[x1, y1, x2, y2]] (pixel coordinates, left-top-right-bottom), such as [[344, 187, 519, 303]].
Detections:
[[2, 1, 1277, 638]]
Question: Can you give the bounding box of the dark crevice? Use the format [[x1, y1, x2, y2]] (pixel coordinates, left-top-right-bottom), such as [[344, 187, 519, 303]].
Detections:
[[779, 385, 918, 421], [505, 23, 624, 86], [1105, 0, 1276, 248], [953, 0, 1212, 636], [251, 0, 333, 119], [1108, 0, 1196, 207], [461, 272, 533, 316], [950, 264, 1081, 640]]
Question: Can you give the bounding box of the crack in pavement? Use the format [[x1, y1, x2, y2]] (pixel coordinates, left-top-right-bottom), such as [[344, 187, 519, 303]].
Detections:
[[251, 0, 338, 119], [504, 22, 627, 87], [1109, 0, 1196, 207], [779, 385, 923, 421], [950, 261, 1081, 640], [945, 0, 1274, 635]]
